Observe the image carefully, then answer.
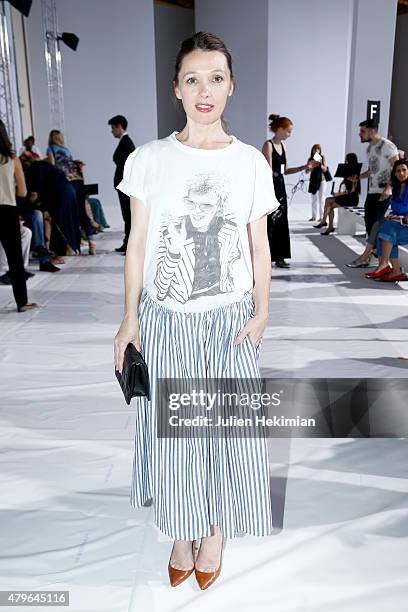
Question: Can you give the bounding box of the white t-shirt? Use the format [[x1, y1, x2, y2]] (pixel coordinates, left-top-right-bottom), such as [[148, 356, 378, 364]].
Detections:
[[366, 137, 398, 194], [117, 131, 279, 313]]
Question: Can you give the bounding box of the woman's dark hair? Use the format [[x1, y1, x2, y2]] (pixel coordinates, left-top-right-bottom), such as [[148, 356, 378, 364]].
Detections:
[[308, 143, 324, 163], [391, 158, 408, 194], [345, 152, 358, 165], [268, 114, 293, 133], [0, 120, 14, 164], [345, 152, 361, 194], [173, 31, 234, 84], [172, 32, 234, 131]]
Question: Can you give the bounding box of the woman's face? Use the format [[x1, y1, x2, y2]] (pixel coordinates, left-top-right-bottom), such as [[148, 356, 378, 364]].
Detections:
[[174, 50, 234, 126], [313, 146, 321, 155], [277, 125, 293, 141], [395, 164, 408, 183]]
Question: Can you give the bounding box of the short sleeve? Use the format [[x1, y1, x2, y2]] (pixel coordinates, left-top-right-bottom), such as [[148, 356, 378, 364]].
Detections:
[[117, 146, 147, 206], [247, 150, 280, 223], [384, 140, 398, 160]]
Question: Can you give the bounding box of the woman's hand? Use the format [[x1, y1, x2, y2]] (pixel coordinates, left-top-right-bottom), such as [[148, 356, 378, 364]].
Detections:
[[379, 185, 392, 201], [234, 313, 268, 349], [114, 316, 141, 374], [306, 160, 319, 171]]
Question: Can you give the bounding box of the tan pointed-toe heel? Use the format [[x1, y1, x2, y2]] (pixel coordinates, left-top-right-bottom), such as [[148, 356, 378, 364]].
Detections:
[[168, 541, 196, 587], [194, 538, 225, 590]]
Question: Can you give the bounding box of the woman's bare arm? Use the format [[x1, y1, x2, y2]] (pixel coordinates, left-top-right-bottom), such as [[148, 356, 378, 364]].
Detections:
[[235, 215, 270, 346], [262, 140, 272, 168], [114, 196, 149, 372], [14, 156, 27, 197]]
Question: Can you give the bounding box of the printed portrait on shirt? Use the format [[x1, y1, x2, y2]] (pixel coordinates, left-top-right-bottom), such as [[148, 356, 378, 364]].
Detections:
[[154, 172, 241, 303]]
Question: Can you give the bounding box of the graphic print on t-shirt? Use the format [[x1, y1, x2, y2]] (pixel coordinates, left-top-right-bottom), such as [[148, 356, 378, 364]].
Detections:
[[154, 172, 242, 304]]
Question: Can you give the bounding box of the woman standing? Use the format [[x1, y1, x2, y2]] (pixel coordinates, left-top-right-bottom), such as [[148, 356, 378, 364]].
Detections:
[[262, 115, 316, 268], [114, 31, 279, 590], [306, 144, 329, 222], [0, 120, 38, 312], [46, 130, 96, 254]]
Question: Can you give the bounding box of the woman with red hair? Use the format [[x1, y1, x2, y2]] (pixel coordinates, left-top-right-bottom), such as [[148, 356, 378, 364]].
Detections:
[[262, 114, 315, 268]]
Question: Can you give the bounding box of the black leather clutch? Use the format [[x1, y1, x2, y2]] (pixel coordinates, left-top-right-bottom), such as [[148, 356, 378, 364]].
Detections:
[[115, 343, 150, 404]]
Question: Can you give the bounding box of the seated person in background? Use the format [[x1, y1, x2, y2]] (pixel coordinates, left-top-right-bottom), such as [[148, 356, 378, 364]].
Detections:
[[364, 158, 408, 282], [46, 130, 95, 255], [315, 153, 361, 234], [24, 191, 61, 271], [346, 219, 382, 268], [88, 196, 110, 230], [19, 136, 41, 175]]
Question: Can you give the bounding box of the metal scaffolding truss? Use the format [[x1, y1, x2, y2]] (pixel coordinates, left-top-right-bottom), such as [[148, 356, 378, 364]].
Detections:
[[0, 1, 16, 145], [41, 0, 65, 132]]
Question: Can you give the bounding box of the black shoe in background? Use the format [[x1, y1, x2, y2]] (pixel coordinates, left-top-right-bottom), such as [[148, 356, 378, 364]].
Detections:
[[25, 270, 35, 279], [17, 302, 39, 313], [40, 261, 60, 273], [275, 260, 290, 268], [115, 243, 127, 253], [32, 245, 55, 259]]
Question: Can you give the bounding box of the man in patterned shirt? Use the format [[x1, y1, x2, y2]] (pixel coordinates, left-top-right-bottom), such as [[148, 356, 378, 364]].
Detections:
[[359, 119, 399, 236]]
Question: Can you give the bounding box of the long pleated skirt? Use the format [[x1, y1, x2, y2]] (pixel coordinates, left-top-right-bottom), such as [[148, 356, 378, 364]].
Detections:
[[130, 289, 273, 540]]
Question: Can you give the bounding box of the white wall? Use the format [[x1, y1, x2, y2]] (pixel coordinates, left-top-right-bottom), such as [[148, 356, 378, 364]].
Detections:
[[25, 0, 157, 209], [195, 0, 269, 149], [268, 0, 354, 195], [154, 3, 195, 138], [345, 0, 397, 160], [389, 14, 408, 155]]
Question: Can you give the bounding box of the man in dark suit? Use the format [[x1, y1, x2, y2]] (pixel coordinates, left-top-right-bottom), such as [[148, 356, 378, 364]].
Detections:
[[108, 115, 135, 253]]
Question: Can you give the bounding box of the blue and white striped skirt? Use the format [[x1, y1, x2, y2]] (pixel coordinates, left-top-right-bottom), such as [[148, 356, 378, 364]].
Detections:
[[130, 290, 273, 540]]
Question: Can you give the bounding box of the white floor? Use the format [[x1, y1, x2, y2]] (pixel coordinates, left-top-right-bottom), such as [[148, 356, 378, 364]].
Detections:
[[1, 203, 407, 612]]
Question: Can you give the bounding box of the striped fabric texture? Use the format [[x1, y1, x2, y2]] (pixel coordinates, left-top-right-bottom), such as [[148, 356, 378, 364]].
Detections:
[[129, 290, 273, 540]]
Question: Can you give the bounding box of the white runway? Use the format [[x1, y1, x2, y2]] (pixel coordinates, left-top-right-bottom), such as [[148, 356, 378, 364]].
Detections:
[[1, 203, 407, 612]]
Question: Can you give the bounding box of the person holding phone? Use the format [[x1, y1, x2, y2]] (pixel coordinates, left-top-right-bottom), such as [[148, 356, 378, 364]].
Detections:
[[364, 158, 408, 282], [305, 144, 329, 222]]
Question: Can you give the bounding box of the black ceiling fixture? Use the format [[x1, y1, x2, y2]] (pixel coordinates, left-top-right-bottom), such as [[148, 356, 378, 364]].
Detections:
[[46, 31, 80, 52], [59, 32, 79, 51], [7, 0, 32, 18]]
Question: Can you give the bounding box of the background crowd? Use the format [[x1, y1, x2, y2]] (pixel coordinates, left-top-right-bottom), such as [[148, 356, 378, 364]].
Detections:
[[1, 112, 407, 313]]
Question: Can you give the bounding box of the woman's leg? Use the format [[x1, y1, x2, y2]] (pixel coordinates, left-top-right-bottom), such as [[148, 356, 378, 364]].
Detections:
[[20, 225, 32, 269], [376, 238, 393, 270], [310, 193, 317, 220], [195, 525, 223, 573], [328, 205, 336, 230], [43, 211, 52, 250], [316, 197, 335, 226], [0, 205, 28, 308], [321, 203, 339, 234], [318, 180, 326, 220]]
